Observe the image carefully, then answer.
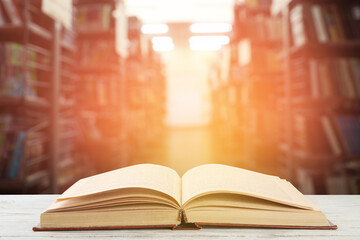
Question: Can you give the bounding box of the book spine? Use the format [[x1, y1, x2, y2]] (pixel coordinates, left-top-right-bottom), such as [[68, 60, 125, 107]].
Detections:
[[8, 132, 26, 179], [309, 59, 320, 98], [290, 5, 307, 47], [349, 58, 360, 95], [339, 59, 356, 98], [0, 4, 6, 25], [330, 5, 345, 41], [1, 0, 21, 25], [311, 5, 329, 43], [350, 5, 360, 38], [321, 116, 342, 156], [322, 5, 338, 42]]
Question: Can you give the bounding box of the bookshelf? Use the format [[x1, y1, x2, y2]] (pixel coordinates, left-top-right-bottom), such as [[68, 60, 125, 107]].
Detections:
[[124, 16, 167, 163], [210, 0, 284, 173], [0, 0, 86, 193], [274, 0, 360, 194], [209, 46, 244, 165], [74, 0, 128, 173]]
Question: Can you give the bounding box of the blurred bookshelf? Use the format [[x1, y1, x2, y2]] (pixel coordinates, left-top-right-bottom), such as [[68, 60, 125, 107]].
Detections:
[[273, 0, 360, 194], [210, 0, 360, 194], [125, 16, 167, 163], [0, 0, 86, 193], [0, 0, 167, 193], [210, 0, 284, 174], [74, 0, 128, 173]]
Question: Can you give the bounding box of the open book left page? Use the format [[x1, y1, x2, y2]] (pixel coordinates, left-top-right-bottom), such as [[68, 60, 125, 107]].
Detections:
[[40, 164, 182, 228]]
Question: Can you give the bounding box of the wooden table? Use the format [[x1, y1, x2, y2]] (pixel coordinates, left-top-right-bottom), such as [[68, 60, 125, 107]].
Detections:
[[0, 195, 359, 239]]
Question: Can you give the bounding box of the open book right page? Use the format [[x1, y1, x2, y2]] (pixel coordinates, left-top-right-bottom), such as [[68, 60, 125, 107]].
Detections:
[[181, 164, 315, 210]]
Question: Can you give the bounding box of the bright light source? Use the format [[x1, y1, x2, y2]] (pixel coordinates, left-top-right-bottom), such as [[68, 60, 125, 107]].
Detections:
[[152, 36, 172, 45], [190, 42, 222, 51], [153, 43, 174, 52], [141, 24, 169, 34], [152, 36, 174, 52], [189, 36, 230, 45], [189, 36, 230, 51], [190, 23, 232, 33]]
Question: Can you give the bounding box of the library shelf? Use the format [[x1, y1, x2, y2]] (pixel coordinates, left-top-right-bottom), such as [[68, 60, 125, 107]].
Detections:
[[277, 0, 360, 193], [77, 31, 116, 40], [290, 42, 360, 58], [77, 66, 120, 74], [0, 97, 49, 109]]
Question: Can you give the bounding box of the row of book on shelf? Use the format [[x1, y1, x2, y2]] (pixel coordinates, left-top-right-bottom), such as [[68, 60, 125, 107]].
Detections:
[[0, 114, 46, 179], [0, 42, 49, 98], [79, 40, 118, 67], [76, 3, 114, 32], [294, 113, 360, 157], [244, 15, 283, 41], [292, 57, 360, 99], [79, 75, 118, 106], [237, 40, 283, 72], [291, 2, 360, 47], [297, 167, 360, 194]]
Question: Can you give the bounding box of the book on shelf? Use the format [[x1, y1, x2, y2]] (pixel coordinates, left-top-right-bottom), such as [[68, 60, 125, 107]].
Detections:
[[237, 40, 282, 71], [0, 4, 6, 25], [293, 57, 360, 99], [79, 39, 117, 67], [293, 114, 342, 156], [248, 15, 283, 41], [76, 3, 113, 32], [326, 175, 349, 194], [234, 5, 283, 41], [0, 131, 27, 179], [348, 174, 360, 194], [290, 2, 360, 47], [34, 164, 336, 231], [0, 0, 22, 25], [290, 4, 307, 47], [7, 131, 26, 179], [334, 115, 360, 155], [0, 42, 43, 98], [244, 0, 272, 9], [0, 115, 48, 180]]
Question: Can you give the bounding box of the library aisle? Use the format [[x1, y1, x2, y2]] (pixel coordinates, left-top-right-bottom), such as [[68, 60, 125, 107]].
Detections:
[[166, 127, 217, 176], [0, 0, 360, 195]]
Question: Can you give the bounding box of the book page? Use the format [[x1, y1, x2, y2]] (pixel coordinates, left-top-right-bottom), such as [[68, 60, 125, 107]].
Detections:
[[182, 164, 314, 209], [59, 164, 181, 206]]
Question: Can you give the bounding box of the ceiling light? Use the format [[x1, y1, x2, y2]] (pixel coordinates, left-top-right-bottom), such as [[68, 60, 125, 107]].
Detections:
[[190, 23, 232, 33], [141, 24, 169, 34], [152, 36, 174, 52]]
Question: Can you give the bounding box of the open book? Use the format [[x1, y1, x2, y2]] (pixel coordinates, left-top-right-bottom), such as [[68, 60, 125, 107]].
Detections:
[[34, 164, 336, 230]]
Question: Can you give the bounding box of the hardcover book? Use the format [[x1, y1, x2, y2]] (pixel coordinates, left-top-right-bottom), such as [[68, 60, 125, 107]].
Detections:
[[34, 164, 337, 231]]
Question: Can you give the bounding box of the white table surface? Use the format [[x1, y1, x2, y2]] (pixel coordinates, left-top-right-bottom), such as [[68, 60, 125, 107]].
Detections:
[[0, 195, 359, 239]]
